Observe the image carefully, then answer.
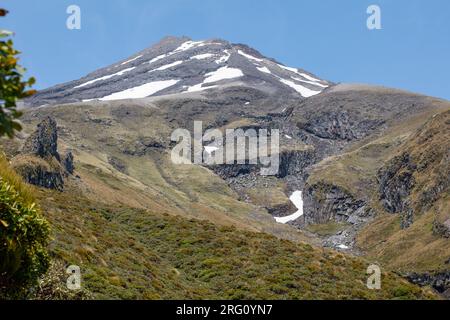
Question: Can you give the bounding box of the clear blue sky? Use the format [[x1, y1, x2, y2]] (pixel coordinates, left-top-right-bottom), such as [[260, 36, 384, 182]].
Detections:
[[2, 0, 449, 100]]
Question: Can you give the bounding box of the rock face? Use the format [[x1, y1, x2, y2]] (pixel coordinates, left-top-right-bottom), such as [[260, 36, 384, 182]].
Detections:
[[378, 153, 416, 229], [13, 117, 74, 190], [378, 153, 416, 213], [299, 111, 384, 141], [277, 149, 315, 178], [303, 183, 367, 224]]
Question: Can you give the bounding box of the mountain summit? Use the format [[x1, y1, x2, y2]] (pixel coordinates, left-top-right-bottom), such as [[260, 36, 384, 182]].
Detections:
[[27, 36, 330, 106]]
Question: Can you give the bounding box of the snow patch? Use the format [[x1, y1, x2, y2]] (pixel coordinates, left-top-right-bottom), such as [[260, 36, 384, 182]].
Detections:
[[99, 80, 179, 101], [121, 55, 143, 65], [337, 244, 349, 250], [278, 64, 325, 84], [237, 50, 263, 62], [299, 73, 321, 82], [204, 66, 244, 84], [152, 60, 183, 71], [149, 54, 168, 64], [285, 135, 292, 139], [148, 41, 206, 65], [279, 79, 321, 98], [74, 67, 135, 89], [278, 64, 299, 73], [274, 191, 304, 224], [256, 66, 271, 74], [215, 50, 231, 64], [291, 76, 328, 88], [184, 83, 218, 93], [191, 53, 215, 60], [174, 40, 205, 52]]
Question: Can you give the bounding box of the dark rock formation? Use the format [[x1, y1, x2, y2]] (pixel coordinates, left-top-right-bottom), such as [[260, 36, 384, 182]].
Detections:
[[62, 151, 75, 175], [266, 201, 297, 217], [298, 111, 384, 141], [22, 117, 60, 160], [378, 153, 416, 228], [303, 183, 366, 224], [407, 271, 450, 298], [277, 148, 315, 178], [13, 117, 74, 190], [13, 156, 64, 190], [107, 155, 128, 174], [210, 163, 257, 179]]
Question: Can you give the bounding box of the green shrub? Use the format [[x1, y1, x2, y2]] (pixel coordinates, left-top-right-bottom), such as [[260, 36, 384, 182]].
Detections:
[[0, 177, 50, 296]]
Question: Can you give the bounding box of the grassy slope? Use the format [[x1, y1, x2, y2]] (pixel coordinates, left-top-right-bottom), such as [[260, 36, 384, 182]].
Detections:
[[36, 185, 436, 299], [19, 103, 307, 243], [0, 153, 36, 206]]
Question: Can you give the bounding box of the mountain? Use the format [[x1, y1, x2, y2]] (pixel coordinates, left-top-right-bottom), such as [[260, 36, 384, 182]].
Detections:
[[26, 36, 330, 106], [3, 36, 449, 299]]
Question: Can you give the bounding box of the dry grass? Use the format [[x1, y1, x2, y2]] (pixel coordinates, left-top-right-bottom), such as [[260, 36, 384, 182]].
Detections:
[[0, 152, 36, 205]]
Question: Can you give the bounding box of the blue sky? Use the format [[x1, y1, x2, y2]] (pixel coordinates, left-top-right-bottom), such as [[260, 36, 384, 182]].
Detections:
[[2, 0, 449, 99]]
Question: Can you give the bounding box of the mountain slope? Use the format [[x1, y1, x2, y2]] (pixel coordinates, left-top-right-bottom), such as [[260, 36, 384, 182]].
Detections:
[[26, 36, 330, 106]]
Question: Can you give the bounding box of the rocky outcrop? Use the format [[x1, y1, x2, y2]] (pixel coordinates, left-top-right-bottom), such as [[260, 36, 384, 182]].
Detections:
[[62, 151, 74, 175], [22, 117, 60, 160], [303, 182, 367, 224], [266, 201, 297, 217], [406, 271, 450, 298], [121, 137, 166, 156], [433, 219, 450, 238], [277, 148, 315, 178], [378, 153, 416, 228], [298, 111, 384, 141], [12, 117, 74, 190], [107, 155, 128, 174], [210, 163, 257, 179], [13, 156, 64, 190]]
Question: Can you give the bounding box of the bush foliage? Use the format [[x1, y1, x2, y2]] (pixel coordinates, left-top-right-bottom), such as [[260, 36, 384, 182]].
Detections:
[[0, 167, 50, 296]]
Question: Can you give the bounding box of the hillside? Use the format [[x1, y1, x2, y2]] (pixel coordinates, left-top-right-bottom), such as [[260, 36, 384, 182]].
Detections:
[[357, 110, 450, 273], [29, 183, 436, 299]]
